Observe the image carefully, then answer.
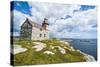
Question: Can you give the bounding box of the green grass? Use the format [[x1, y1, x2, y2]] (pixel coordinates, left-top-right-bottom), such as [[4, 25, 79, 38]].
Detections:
[[12, 39, 86, 66], [64, 53, 86, 62]]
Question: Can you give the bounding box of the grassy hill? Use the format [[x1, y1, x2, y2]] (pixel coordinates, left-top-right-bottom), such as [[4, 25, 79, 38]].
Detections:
[[12, 38, 87, 66]]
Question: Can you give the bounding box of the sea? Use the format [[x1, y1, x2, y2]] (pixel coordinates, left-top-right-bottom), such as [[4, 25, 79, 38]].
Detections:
[[61, 38, 97, 60]]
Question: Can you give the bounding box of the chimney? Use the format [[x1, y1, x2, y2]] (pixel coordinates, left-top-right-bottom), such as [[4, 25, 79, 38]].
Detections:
[[42, 18, 49, 30]]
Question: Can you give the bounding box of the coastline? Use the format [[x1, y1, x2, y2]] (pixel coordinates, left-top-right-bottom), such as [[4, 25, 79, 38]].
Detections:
[[76, 50, 96, 62], [12, 39, 96, 64], [60, 40, 96, 62]]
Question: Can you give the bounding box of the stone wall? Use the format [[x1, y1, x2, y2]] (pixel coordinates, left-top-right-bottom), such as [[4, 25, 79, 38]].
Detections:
[[31, 27, 49, 40]]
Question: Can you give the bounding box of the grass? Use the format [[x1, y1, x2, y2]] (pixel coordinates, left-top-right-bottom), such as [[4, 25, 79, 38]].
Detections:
[[64, 53, 86, 62], [12, 39, 86, 66]]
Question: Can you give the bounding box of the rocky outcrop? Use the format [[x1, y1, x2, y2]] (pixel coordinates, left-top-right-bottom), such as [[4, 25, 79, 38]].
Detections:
[[12, 45, 27, 54], [61, 41, 96, 61], [44, 51, 55, 55], [76, 50, 95, 61], [32, 42, 46, 51], [13, 40, 95, 62]]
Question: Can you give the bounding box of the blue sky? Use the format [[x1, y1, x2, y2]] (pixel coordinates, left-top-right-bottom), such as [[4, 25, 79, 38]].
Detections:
[[11, 1, 97, 39]]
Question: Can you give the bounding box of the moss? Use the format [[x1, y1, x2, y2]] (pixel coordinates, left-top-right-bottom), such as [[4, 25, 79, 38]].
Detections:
[[64, 53, 86, 62], [12, 39, 86, 66]]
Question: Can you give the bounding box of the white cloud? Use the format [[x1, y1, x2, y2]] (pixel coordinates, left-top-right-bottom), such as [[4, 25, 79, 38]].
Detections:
[[48, 6, 97, 38], [13, 2, 97, 38], [12, 10, 32, 36], [13, 10, 26, 27], [28, 2, 81, 23]]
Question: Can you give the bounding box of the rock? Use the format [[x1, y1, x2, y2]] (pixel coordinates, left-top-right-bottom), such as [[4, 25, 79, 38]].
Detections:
[[55, 46, 66, 54], [58, 46, 66, 54], [85, 54, 96, 61], [32, 42, 46, 51], [76, 49, 96, 61], [12, 45, 27, 54], [44, 51, 55, 55], [60, 41, 70, 46], [70, 46, 75, 51], [50, 45, 54, 49]]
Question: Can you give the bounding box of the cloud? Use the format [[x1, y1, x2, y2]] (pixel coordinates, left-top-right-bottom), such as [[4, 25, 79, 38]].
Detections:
[[49, 7, 97, 38], [12, 10, 32, 36], [28, 2, 81, 23], [12, 2, 97, 38]]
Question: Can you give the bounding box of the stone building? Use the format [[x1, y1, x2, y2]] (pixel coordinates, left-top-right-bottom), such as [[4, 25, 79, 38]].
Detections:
[[20, 18, 49, 40]]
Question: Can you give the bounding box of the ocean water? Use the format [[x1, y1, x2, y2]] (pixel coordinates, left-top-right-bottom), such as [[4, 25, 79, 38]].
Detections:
[[62, 39, 97, 60]]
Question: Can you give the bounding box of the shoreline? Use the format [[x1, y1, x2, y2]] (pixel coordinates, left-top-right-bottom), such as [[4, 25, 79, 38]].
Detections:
[[13, 40, 96, 62], [60, 40, 96, 62], [76, 49, 96, 61]]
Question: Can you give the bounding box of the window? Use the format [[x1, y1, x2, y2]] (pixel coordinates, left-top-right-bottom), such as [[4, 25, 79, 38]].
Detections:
[[44, 34, 46, 37], [40, 28, 42, 31], [40, 34, 42, 37]]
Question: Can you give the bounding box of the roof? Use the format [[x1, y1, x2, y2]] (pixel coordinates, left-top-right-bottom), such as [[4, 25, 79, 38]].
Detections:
[[25, 18, 43, 29]]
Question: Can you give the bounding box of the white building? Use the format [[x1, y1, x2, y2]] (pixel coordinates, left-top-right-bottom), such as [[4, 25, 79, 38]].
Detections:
[[20, 18, 49, 40]]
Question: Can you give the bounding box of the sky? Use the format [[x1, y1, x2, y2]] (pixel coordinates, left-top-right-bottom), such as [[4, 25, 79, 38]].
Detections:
[[11, 1, 97, 39]]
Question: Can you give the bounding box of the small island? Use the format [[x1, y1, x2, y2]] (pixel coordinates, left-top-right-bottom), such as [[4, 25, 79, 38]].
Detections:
[[11, 38, 95, 66], [11, 2, 97, 66], [11, 18, 95, 66]]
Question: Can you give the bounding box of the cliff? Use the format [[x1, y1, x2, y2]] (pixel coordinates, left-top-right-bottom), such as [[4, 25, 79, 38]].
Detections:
[[12, 39, 95, 66]]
